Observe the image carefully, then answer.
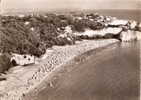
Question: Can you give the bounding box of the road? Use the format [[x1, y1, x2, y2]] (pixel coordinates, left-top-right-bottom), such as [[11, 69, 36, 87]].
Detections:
[[24, 41, 140, 100]]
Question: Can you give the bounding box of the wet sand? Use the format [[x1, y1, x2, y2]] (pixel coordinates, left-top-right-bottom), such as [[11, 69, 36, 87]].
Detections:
[[23, 41, 140, 100]]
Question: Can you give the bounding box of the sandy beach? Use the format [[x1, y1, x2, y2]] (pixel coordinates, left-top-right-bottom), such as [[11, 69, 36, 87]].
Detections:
[[23, 41, 140, 100], [0, 39, 119, 100]]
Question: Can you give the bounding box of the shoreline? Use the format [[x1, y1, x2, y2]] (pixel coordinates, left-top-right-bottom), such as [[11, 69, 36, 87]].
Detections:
[[23, 40, 140, 100], [23, 40, 121, 100], [0, 39, 119, 100]]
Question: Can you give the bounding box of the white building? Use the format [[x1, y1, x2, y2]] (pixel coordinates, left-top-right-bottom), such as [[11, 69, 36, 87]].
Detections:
[[11, 53, 35, 66]]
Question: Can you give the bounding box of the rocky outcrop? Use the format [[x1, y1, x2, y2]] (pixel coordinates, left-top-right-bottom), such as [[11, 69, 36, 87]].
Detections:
[[74, 27, 122, 39], [137, 22, 141, 31], [129, 20, 138, 30], [135, 31, 141, 40], [120, 30, 137, 42], [108, 19, 129, 27]]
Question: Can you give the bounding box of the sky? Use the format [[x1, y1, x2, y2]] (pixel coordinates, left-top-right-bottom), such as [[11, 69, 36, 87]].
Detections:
[[1, 0, 140, 13]]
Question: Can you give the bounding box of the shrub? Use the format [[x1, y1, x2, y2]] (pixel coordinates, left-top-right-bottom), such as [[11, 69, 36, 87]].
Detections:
[[72, 19, 86, 32], [103, 33, 114, 39], [0, 13, 107, 58], [0, 20, 44, 57], [0, 53, 12, 73]]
